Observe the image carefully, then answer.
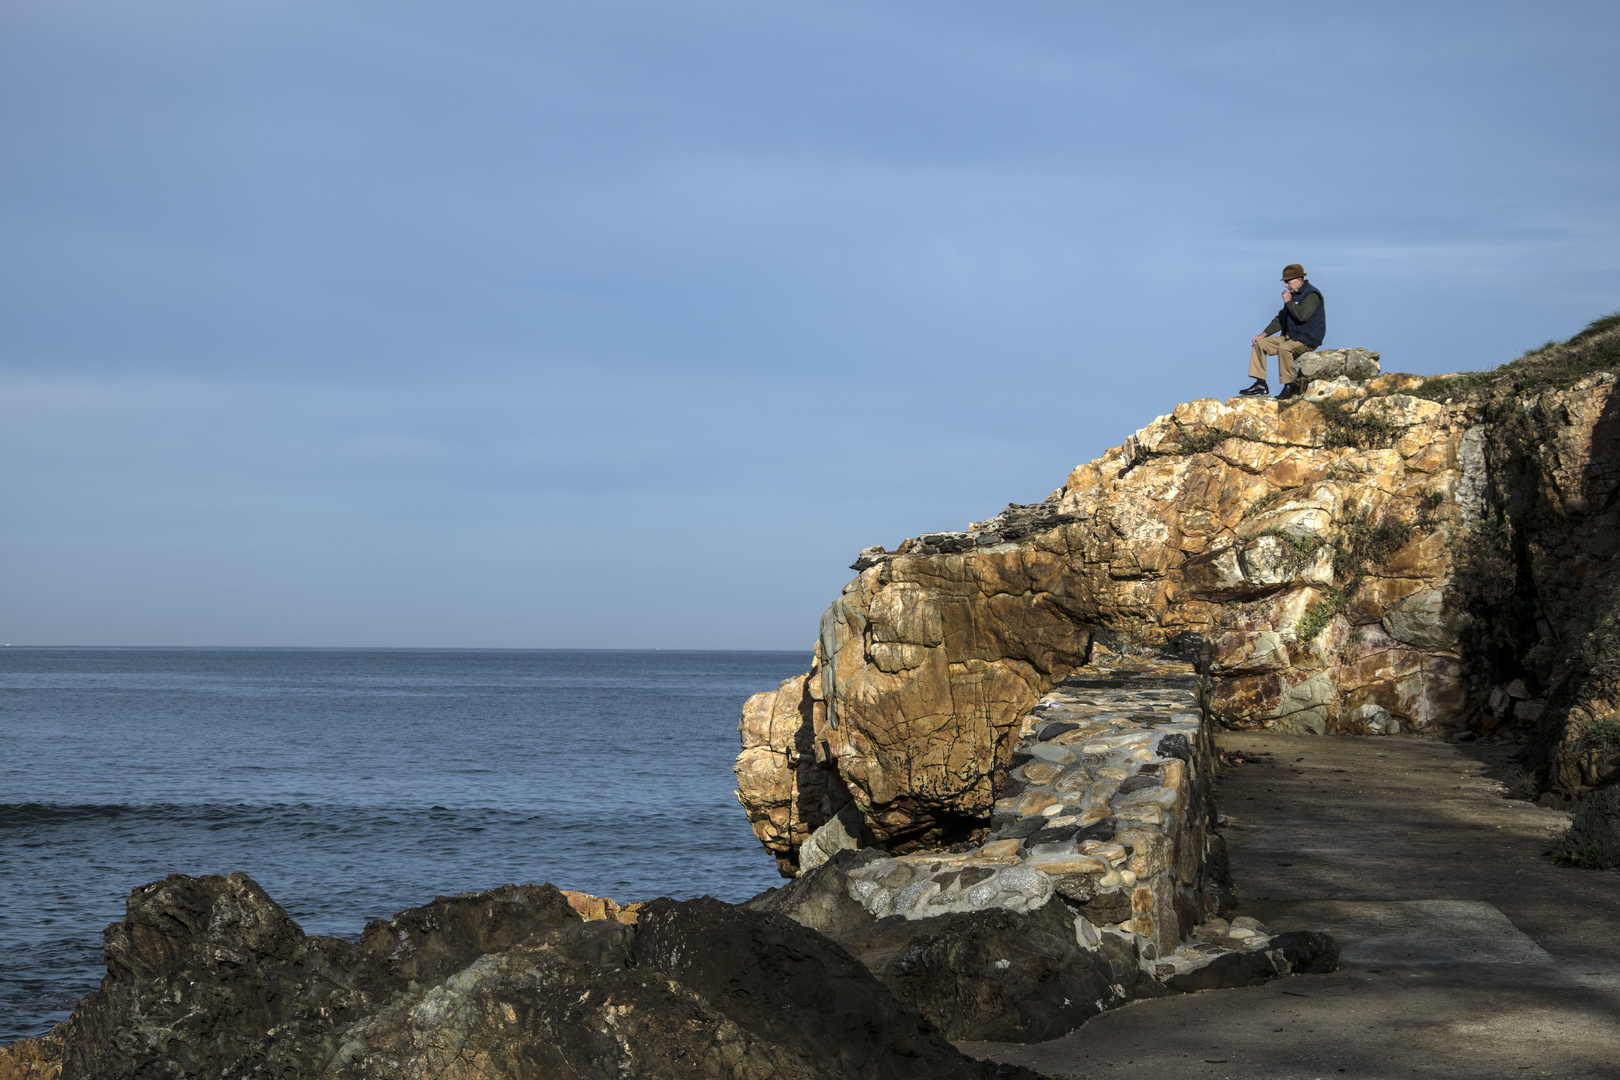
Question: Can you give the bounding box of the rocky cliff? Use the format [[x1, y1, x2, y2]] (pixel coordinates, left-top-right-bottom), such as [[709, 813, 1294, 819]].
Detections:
[[1434, 314, 1620, 800], [738, 322, 1620, 872]]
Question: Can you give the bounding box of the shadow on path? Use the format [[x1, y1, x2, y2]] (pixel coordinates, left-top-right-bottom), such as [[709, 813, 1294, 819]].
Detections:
[[958, 733, 1620, 1079]]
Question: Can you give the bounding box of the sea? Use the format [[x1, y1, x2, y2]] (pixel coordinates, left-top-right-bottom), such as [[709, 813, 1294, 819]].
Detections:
[[0, 647, 810, 1043]]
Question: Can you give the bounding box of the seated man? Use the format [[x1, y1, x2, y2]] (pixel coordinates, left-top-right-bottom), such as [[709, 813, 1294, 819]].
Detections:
[[1240, 263, 1324, 399]]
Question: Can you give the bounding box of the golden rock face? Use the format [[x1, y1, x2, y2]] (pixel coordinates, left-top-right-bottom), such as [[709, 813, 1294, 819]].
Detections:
[[736, 375, 1620, 865]]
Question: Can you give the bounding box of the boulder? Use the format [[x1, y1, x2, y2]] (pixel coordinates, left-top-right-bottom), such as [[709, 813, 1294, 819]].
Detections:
[[798, 803, 880, 874], [1165, 930, 1338, 992], [833, 902, 1169, 1043], [628, 897, 999, 1077], [41, 873, 1034, 1080], [753, 855, 1168, 1043], [1166, 948, 1288, 992], [743, 848, 882, 938], [1296, 348, 1382, 382], [58, 872, 401, 1079], [1270, 929, 1342, 974]]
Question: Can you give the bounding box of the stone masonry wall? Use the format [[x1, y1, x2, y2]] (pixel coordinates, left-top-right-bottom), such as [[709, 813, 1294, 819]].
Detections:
[[821, 651, 1222, 963]]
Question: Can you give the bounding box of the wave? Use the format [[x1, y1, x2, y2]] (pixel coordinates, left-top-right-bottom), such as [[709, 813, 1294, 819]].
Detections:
[[0, 801, 596, 831], [0, 802, 137, 828]]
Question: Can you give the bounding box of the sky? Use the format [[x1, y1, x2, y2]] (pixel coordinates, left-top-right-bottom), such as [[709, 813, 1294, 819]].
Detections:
[[2, 0, 1617, 649]]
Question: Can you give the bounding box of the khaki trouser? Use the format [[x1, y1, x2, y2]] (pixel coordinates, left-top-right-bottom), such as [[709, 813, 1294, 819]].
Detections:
[[1249, 336, 1313, 384]]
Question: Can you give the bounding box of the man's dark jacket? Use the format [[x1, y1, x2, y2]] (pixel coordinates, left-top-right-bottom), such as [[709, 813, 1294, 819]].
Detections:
[[1264, 281, 1326, 348]]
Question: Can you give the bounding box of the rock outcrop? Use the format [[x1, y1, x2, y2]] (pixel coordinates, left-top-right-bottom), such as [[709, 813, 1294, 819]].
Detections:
[[739, 362, 1484, 869], [740, 316, 1620, 867], [1449, 327, 1620, 793], [22, 872, 1035, 1080], [1333, 315, 1620, 801], [749, 853, 1165, 1043], [835, 902, 1163, 1043], [0, 1030, 61, 1080]]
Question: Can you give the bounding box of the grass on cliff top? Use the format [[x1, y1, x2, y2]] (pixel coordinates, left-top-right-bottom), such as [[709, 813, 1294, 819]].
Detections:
[[1413, 311, 1620, 400]]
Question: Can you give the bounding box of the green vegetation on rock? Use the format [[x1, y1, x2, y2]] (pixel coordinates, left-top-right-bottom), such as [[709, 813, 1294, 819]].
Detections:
[[1312, 398, 1401, 450], [1243, 488, 1286, 517], [1414, 311, 1620, 400], [1255, 528, 1323, 573], [1180, 429, 1231, 455], [1295, 504, 1434, 643], [1588, 714, 1620, 751], [1179, 428, 1260, 455], [1553, 785, 1620, 871], [1296, 586, 1348, 644]]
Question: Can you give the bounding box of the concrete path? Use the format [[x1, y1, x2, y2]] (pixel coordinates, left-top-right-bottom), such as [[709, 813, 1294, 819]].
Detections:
[[960, 732, 1620, 1079]]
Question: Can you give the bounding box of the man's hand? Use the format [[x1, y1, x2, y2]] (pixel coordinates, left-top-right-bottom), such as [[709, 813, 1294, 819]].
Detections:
[[1252, 334, 1265, 345], [1282, 288, 1293, 302]]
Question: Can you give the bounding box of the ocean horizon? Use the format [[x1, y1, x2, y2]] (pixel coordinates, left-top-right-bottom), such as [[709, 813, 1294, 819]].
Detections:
[[0, 646, 810, 1042]]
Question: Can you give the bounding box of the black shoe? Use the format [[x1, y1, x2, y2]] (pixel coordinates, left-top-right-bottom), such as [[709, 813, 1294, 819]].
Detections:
[[1276, 382, 1301, 401], [1238, 378, 1269, 397]]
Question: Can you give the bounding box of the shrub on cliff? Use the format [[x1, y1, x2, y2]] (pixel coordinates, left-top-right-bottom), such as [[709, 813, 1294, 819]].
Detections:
[[1311, 398, 1400, 449], [1554, 784, 1620, 870]]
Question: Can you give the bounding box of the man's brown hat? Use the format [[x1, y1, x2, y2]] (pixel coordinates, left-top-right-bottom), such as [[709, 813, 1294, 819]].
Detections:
[[1281, 263, 1307, 281]]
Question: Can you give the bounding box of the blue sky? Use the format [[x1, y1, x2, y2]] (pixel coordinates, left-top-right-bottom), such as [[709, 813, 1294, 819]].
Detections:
[[3, 0, 1616, 648]]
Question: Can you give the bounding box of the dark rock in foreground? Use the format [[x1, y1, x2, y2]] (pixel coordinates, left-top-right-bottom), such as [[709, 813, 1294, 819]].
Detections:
[[28, 872, 1043, 1080], [837, 904, 1168, 1043], [747, 852, 1342, 1041], [1163, 930, 1339, 993], [747, 851, 1170, 1043], [746, 848, 887, 938]]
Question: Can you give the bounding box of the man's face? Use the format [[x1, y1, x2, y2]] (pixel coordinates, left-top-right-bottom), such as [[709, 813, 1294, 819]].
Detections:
[[1284, 277, 1305, 293]]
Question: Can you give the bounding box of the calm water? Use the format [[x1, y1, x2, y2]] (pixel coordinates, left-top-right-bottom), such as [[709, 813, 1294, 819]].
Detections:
[[0, 647, 808, 1042]]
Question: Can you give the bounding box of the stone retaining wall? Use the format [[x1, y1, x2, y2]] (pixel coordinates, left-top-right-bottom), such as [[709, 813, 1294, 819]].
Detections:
[[750, 649, 1327, 1018], [810, 650, 1227, 967]]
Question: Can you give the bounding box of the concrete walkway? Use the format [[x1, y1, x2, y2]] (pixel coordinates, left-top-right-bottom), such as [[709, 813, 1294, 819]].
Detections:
[[960, 732, 1620, 1079]]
